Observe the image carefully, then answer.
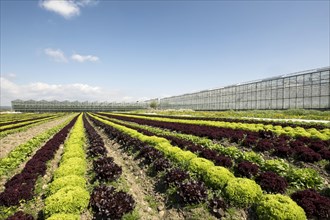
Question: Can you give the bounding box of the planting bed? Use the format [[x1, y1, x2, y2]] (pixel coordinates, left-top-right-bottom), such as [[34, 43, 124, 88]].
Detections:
[[94, 114, 328, 189], [0, 114, 73, 159], [0, 115, 78, 219], [127, 113, 330, 130], [92, 112, 330, 220], [86, 115, 214, 219], [0, 113, 67, 139]]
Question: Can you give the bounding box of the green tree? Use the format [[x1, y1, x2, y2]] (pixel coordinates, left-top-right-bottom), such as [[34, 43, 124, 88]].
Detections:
[[150, 101, 158, 109]]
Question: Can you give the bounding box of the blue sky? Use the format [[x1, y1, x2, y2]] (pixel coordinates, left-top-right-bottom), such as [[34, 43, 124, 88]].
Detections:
[[1, 0, 329, 106]]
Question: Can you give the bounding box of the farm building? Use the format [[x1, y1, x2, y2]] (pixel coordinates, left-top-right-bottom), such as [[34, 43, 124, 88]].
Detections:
[[159, 67, 330, 110], [11, 100, 149, 112]]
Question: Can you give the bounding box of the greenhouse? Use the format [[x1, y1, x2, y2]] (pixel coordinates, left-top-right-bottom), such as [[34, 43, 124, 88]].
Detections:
[[159, 67, 330, 110], [11, 100, 149, 112], [11, 67, 329, 112]]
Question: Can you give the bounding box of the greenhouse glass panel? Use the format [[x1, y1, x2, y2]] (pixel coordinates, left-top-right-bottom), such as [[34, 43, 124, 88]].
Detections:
[[321, 71, 329, 83], [312, 97, 320, 108], [312, 72, 320, 83], [289, 99, 297, 108], [277, 99, 283, 109], [296, 86, 304, 98], [312, 85, 320, 96], [289, 77, 297, 86], [272, 80, 277, 88], [304, 74, 312, 85], [296, 98, 304, 108], [290, 87, 297, 98], [277, 79, 284, 87], [261, 90, 267, 99], [259, 100, 265, 109], [271, 100, 277, 109], [270, 89, 276, 99], [303, 86, 312, 97], [266, 90, 272, 99], [321, 83, 329, 96], [284, 88, 290, 98], [320, 96, 329, 108], [283, 99, 290, 109], [277, 89, 284, 99], [297, 75, 304, 86]]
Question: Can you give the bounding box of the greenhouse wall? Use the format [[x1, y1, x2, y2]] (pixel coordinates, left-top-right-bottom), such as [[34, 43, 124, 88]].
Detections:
[[11, 100, 149, 112], [159, 67, 330, 110]]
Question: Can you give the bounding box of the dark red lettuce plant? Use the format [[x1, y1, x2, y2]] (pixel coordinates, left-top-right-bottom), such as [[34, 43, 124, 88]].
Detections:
[[178, 180, 208, 204], [256, 171, 288, 194], [90, 185, 135, 219], [291, 189, 330, 219]]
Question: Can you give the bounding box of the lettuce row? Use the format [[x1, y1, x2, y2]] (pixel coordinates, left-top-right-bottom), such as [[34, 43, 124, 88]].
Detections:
[[105, 113, 330, 140], [44, 114, 89, 219], [0, 115, 59, 131]]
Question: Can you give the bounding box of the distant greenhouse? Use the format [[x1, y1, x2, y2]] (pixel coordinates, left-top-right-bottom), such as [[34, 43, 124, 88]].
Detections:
[[11, 67, 330, 112], [159, 66, 330, 110], [11, 100, 149, 112]]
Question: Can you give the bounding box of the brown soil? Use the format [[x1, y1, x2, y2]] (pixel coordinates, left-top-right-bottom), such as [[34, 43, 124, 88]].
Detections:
[[90, 120, 187, 220], [0, 115, 72, 159]]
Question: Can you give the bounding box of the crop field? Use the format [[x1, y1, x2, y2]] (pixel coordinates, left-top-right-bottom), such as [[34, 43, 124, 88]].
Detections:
[[0, 111, 329, 220]]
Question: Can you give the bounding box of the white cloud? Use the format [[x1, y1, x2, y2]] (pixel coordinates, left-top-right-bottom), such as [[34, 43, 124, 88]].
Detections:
[[43, 48, 99, 63], [71, 53, 99, 62], [0, 76, 145, 106], [40, 0, 80, 19], [1, 77, 20, 96], [40, 0, 97, 19], [76, 0, 98, 7], [44, 48, 68, 62]]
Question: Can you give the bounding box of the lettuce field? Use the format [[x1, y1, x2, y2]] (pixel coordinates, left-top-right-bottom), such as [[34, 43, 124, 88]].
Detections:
[[0, 111, 329, 220]]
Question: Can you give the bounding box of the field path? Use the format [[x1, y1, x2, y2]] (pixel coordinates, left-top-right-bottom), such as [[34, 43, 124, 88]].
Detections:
[[91, 119, 185, 220], [0, 114, 71, 159]]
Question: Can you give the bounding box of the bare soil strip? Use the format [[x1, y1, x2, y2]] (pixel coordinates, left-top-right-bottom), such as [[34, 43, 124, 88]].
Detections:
[[91, 121, 185, 220], [0, 115, 72, 159]]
